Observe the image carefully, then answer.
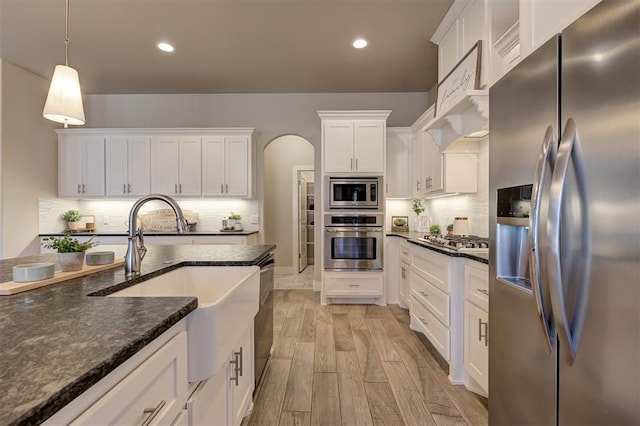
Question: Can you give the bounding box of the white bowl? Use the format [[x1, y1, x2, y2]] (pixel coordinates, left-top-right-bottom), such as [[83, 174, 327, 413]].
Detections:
[[13, 263, 56, 282]]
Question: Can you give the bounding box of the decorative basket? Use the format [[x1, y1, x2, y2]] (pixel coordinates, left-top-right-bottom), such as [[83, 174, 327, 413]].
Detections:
[[140, 209, 199, 231]]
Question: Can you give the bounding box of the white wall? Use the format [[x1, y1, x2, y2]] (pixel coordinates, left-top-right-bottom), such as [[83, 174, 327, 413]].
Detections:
[[263, 135, 313, 272], [423, 137, 489, 237], [1, 60, 58, 258]]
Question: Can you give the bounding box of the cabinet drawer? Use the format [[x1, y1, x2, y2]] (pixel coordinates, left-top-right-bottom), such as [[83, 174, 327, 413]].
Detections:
[[411, 247, 450, 293], [72, 331, 188, 425], [410, 271, 449, 326], [465, 263, 489, 311], [325, 272, 383, 297], [410, 295, 450, 361]]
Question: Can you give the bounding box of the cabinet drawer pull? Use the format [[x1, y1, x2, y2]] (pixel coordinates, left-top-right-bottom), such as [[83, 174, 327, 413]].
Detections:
[[477, 288, 489, 296], [351, 158, 353, 170], [128, 183, 132, 194], [230, 352, 241, 386], [479, 319, 489, 346], [82, 184, 86, 194], [419, 290, 429, 298], [348, 284, 361, 287], [225, 183, 229, 193], [355, 158, 358, 170], [123, 183, 127, 194], [174, 183, 178, 194], [237, 346, 243, 377], [179, 183, 182, 193], [77, 184, 81, 194], [141, 400, 166, 426], [419, 317, 429, 326]]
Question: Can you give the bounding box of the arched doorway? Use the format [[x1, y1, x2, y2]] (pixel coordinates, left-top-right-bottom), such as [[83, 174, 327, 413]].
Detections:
[[263, 135, 314, 276]]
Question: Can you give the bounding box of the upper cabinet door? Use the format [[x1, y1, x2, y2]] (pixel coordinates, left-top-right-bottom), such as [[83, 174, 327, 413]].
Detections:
[[323, 121, 354, 173], [353, 121, 384, 173], [127, 137, 151, 196], [105, 136, 129, 196], [225, 137, 249, 197], [58, 134, 105, 198], [202, 137, 226, 196], [177, 138, 202, 196], [58, 135, 85, 197], [151, 137, 180, 195]]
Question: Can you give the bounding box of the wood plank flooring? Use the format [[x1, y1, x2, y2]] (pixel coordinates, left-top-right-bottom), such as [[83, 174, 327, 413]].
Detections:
[[246, 290, 488, 426]]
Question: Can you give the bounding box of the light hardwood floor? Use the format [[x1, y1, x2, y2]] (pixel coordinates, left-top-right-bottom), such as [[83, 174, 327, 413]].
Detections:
[[245, 290, 488, 426]]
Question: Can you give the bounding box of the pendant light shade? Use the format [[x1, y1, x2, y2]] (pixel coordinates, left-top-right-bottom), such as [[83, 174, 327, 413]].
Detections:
[[43, 65, 85, 126], [43, 0, 85, 128]]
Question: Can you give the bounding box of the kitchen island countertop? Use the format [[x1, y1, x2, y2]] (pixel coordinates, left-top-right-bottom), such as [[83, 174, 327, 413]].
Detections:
[[0, 244, 275, 426]]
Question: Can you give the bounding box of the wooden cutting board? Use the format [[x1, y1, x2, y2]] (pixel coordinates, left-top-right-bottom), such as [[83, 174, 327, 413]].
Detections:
[[0, 257, 125, 296]]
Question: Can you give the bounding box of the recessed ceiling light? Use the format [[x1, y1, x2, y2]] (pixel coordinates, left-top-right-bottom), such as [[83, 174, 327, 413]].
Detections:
[[156, 42, 174, 53], [352, 38, 368, 49]]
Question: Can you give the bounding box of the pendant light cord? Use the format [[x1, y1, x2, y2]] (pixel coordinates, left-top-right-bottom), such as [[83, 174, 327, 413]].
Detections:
[[64, 0, 70, 66]]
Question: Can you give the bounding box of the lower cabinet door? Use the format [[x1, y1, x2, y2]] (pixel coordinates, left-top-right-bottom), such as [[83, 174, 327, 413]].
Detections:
[[72, 331, 188, 425], [229, 326, 254, 426], [186, 370, 228, 426], [464, 301, 489, 395]]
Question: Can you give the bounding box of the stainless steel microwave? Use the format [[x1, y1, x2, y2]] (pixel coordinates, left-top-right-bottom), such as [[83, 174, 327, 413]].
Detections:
[[325, 176, 382, 210]]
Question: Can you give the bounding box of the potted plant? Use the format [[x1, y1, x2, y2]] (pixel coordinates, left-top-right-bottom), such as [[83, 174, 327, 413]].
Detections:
[[229, 212, 243, 231], [62, 210, 83, 232], [447, 223, 454, 235], [429, 224, 441, 235], [41, 233, 97, 272]]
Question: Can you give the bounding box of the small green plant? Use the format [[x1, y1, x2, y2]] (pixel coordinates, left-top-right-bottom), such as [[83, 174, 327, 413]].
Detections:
[[429, 224, 441, 235], [412, 197, 425, 217], [447, 224, 454, 231], [42, 233, 97, 253], [61, 210, 83, 222], [229, 212, 242, 221]]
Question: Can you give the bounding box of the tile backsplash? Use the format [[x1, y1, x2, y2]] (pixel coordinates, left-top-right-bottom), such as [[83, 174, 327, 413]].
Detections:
[[39, 198, 259, 234]]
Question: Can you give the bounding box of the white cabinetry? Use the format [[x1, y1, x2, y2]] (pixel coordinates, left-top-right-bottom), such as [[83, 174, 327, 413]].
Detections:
[[202, 131, 255, 198], [319, 111, 390, 174], [386, 128, 413, 198], [464, 260, 489, 396], [398, 239, 411, 309], [432, 0, 487, 86], [409, 244, 465, 383], [186, 325, 253, 426], [57, 132, 105, 198], [105, 136, 150, 196], [151, 136, 202, 196], [324, 271, 384, 300]]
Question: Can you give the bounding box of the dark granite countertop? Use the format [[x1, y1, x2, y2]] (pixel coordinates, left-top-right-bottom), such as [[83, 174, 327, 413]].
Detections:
[[0, 244, 275, 426], [39, 230, 259, 237], [387, 232, 489, 264]]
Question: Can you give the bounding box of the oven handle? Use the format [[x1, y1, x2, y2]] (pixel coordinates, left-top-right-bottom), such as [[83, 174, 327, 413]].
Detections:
[[325, 227, 383, 233]]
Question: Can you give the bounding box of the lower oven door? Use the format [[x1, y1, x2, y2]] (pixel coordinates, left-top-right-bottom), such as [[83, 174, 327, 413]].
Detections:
[[324, 227, 383, 270]]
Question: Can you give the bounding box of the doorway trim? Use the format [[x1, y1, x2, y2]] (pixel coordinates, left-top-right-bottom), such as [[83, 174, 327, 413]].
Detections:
[[292, 165, 313, 274]]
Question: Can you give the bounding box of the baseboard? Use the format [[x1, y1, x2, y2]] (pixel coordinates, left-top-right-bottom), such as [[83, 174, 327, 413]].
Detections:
[[275, 266, 294, 275]]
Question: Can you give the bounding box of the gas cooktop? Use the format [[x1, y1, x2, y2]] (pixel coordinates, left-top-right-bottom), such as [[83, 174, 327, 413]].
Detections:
[[417, 235, 489, 253]]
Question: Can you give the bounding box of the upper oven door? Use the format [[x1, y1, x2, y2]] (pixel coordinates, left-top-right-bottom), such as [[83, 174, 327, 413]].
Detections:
[[327, 177, 380, 209]]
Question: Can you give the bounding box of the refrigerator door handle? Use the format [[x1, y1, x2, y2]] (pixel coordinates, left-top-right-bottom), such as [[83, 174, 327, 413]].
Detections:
[[529, 125, 557, 353], [547, 118, 592, 366]]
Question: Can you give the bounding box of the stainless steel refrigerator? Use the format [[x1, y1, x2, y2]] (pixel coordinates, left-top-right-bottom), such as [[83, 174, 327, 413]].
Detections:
[[488, 0, 639, 424]]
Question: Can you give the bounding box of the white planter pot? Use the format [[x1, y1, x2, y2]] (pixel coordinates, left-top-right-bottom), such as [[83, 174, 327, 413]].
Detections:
[[58, 252, 86, 272]]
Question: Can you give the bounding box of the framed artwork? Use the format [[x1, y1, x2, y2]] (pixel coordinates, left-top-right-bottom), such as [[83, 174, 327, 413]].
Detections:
[[391, 216, 409, 232], [435, 40, 482, 117]]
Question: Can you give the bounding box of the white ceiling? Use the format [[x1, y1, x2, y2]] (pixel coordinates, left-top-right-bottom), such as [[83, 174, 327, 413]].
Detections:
[[0, 0, 453, 95]]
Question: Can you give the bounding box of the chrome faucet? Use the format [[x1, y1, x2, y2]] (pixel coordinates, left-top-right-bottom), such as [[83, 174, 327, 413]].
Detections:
[[125, 193, 188, 278]]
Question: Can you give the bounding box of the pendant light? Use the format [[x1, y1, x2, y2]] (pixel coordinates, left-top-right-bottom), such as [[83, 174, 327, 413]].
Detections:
[[43, 0, 85, 128]]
